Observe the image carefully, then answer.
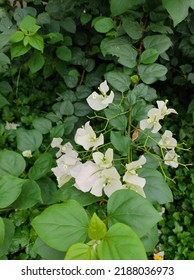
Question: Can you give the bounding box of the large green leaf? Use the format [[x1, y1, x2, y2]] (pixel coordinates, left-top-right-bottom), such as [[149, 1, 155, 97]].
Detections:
[[110, 0, 145, 16], [32, 117, 52, 134], [101, 37, 137, 68], [107, 189, 161, 237], [0, 94, 10, 108], [31, 200, 90, 251], [56, 46, 72, 62], [162, 0, 190, 27], [0, 219, 15, 257], [143, 35, 172, 54], [0, 217, 5, 246], [141, 225, 159, 253], [110, 131, 131, 156], [97, 223, 147, 260], [0, 176, 27, 208], [140, 49, 159, 64], [138, 168, 173, 204], [28, 153, 53, 180], [11, 180, 42, 209], [27, 52, 45, 73], [37, 177, 57, 205], [88, 213, 107, 240], [16, 128, 43, 152], [105, 71, 131, 92], [0, 150, 26, 177], [94, 17, 116, 33], [10, 43, 31, 59], [138, 63, 168, 84]]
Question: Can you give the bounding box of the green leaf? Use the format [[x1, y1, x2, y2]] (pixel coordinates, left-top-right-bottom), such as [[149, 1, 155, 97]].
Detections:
[[0, 219, 15, 257], [94, 17, 116, 33], [9, 31, 24, 43], [0, 176, 27, 208], [97, 223, 147, 260], [107, 189, 161, 237], [0, 53, 10, 66], [28, 153, 53, 181], [110, 0, 145, 16], [60, 100, 74, 116], [132, 83, 157, 102], [143, 35, 172, 54], [138, 63, 168, 84], [0, 94, 10, 108], [37, 177, 57, 205], [162, 0, 190, 27], [16, 128, 43, 152], [101, 37, 137, 68], [110, 131, 131, 156], [105, 71, 131, 92], [11, 180, 42, 209], [138, 168, 173, 204], [28, 34, 44, 52], [10, 43, 31, 59], [56, 46, 72, 61], [80, 13, 92, 25], [88, 213, 107, 240], [46, 32, 64, 44], [74, 102, 91, 117], [32, 117, 52, 134], [110, 115, 128, 132], [19, 15, 36, 31], [56, 180, 101, 206], [141, 225, 159, 253], [0, 150, 26, 177], [60, 17, 76, 33], [0, 81, 12, 94], [27, 52, 45, 73], [65, 242, 98, 260], [122, 19, 142, 40], [33, 237, 65, 260], [0, 217, 5, 246], [140, 49, 159, 64], [31, 200, 90, 251]]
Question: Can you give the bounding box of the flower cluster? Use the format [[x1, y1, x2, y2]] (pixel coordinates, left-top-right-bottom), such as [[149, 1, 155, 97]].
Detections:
[[51, 121, 147, 197], [140, 100, 179, 168], [51, 80, 180, 198]]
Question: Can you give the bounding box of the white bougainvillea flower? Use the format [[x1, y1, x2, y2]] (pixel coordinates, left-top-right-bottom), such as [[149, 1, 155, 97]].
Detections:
[[140, 108, 162, 133], [164, 149, 180, 168], [22, 150, 32, 158], [90, 167, 124, 197], [158, 130, 177, 149], [70, 161, 101, 192], [153, 251, 164, 260], [74, 121, 104, 150], [51, 143, 81, 187], [92, 148, 113, 168], [51, 137, 63, 148], [86, 80, 114, 111], [156, 100, 177, 117], [5, 121, 20, 130], [123, 156, 146, 188]]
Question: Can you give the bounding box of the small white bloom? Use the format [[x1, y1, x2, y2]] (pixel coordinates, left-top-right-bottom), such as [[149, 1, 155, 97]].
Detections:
[[123, 156, 146, 188], [22, 150, 32, 158], [157, 100, 177, 117], [5, 121, 20, 130], [86, 80, 114, 111], [51, 137, 63, 148], [92, 148, 113, 168], [153, 251, 164, 260], [164, 149, 180, 168], [91, 167, 124, 197], [158, 130, 177, 149], [74, 121, 104, 150], [140, 108, 162, 133], [124, 183, 146, 198], [70, 161, 101, 192]]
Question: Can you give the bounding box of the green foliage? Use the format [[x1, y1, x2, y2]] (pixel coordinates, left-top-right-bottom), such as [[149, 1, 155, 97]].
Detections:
[[0, 0, 193, 260]]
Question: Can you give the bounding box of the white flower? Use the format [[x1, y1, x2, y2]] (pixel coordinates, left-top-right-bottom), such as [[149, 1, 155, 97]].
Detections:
[[158, 130, 177, 149], [140, 108, 162, 133], [51, 137, 63, 148], [5, 121, 20, 130], [51, 142, 81, 187], [74, 121, 104, 150], [153, 251, 164, 260], [70, 161, 101, 192], [140, 100, 177, 134], [22, 150, 32, 158], [123, 156, 146, 188], [156, 100, 177, 117], [86, 80, 114, 111], [90, 167, 123, 197], [164, 149, 180, 168], [92, 148, 113, 168]]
